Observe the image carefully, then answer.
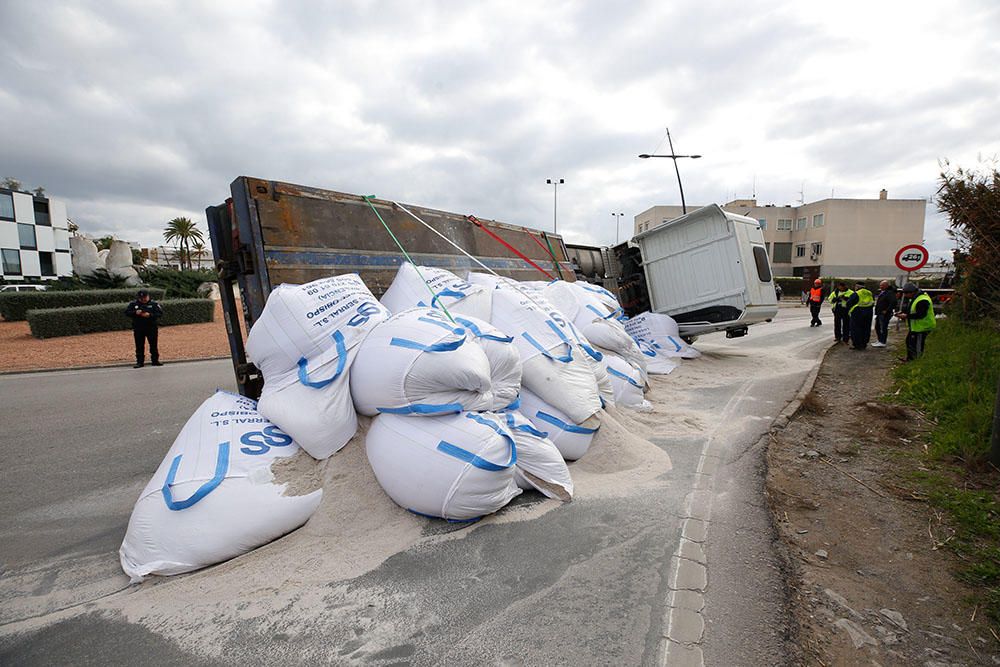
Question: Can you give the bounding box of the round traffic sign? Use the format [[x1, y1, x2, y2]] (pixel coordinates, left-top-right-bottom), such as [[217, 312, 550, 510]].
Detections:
[[894, 244, 929, 272]]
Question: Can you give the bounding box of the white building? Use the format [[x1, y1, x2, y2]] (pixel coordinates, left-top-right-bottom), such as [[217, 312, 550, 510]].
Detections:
[[0, 188, 73, 281]]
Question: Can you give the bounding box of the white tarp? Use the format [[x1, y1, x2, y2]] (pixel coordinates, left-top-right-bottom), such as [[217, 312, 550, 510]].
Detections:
[[502, 410, 574, 501], [380, 262, 492, 321], [489, 285, 601, 424], [518, 388, 600, 461], [350, 308, 493, 416], [451, 314, 522, 410], [366, 411, 521, 521], [119, 391, 322, 582], [246, 274, 390, 459], [624, 311, 702, 359]]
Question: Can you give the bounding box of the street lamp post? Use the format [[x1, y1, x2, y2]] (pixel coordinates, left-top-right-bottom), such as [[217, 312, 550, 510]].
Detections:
[[612, 212, 624, 244], [546, 178, 564, 233], [639, 128, 702, 215]]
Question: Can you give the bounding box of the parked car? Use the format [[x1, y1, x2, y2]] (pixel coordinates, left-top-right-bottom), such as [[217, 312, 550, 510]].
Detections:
[[0, 284, 48, 292]]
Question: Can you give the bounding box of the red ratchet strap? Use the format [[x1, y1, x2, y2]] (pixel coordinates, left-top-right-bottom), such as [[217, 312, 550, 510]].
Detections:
[[466, 215, 554, 279], [529, 230, 565, 280]]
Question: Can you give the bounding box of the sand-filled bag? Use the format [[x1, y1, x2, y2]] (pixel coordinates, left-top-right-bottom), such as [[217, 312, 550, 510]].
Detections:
[[603, 352, 650, 410], [451, 314, 522, 410], [246, 274, 389, 459], [120, 391, 323, 582], [518, 388, 600, 461], [366, 411, 521, 521], [624, 311, 701, 359], [350, 308, 493, 416], [379, 262, 492, 321], [501, 410, 574, 501]]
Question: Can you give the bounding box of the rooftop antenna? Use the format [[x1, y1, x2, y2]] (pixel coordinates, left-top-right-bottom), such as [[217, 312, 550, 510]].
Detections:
[[797, 181, 805, 206], [752, 174, 757, 199]]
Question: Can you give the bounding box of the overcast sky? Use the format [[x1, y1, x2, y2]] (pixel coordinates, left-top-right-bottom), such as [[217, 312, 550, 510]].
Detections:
[[2, 1, 998, 260]]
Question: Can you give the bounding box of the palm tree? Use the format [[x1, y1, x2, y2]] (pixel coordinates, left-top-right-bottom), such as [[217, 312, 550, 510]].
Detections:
[[191, 240, 206, 269], [163, 217, 204, 270]]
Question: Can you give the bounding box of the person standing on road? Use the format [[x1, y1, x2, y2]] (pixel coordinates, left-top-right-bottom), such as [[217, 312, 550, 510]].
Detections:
[[125, 289, 163, 368], [774, 283, 783, 301], [807, 279, 825, 327], [872, 280, 898, 348], [895, 282, 935, 361], [845, 281, 875, 350], [827, 280, 853, 344]]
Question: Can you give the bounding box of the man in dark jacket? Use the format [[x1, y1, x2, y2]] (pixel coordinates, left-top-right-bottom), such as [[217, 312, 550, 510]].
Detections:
[[845, 281, 875, 350], [125, 289, 163, 368], [871, 280, 898, 348]]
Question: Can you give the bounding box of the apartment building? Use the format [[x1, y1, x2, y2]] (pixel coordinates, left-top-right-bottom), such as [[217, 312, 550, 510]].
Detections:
[[0, 188, 73, 281], [634, 190, 926, 279]]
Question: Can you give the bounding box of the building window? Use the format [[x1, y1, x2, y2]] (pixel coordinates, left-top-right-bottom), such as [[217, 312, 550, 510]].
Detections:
[[18, 224, 37, 249], [757, 218, 767, 230], [773, 242, 792, 263], [0, 193, 13, 221], [2, 248, 21, 275], [39, 251, 55, 276], [33, 201, 51, 226], [795, 217, 807, 230], [812, 213, 825, 227], [776, 219, 792, 231], [765, 242, 771, 253], [795, 244, 806, 258], [752, 246, 772, 282], [811, 242, 823, 256]]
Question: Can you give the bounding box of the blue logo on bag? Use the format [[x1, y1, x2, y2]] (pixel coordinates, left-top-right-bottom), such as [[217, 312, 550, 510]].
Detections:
[[347, 302, 382, 327], [239, 425, 294, 455]]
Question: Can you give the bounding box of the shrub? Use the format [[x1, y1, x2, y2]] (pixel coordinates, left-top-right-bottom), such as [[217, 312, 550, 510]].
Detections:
[[0, 288, 166, 321], [27, 299, 215, 339], [137, 267, 216, 299]]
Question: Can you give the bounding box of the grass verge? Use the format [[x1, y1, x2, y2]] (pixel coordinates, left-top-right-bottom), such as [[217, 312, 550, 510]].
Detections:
[[890, 317, 1000, 623]]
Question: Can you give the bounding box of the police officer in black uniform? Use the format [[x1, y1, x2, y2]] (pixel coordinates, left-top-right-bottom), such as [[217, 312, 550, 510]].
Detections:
[[125, 289, 164, 368]]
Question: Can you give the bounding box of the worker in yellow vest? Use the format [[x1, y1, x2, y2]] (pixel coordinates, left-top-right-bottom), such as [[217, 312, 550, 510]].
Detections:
[[827, 281, 853, 344], [845, 281, 875, 350], [895, 282, 936, 360]]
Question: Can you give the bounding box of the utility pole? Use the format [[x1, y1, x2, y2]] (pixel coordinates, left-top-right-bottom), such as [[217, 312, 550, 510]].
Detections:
[[546, 178, 564, 234]]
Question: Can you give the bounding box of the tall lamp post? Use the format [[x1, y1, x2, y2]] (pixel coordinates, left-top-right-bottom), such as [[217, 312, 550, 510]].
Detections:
[[639, 128, 701, 214], [612, 212, 624, 244], [546, 178, 564, 233]]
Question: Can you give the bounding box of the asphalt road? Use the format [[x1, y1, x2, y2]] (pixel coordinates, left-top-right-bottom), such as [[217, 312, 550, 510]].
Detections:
[[0, 306, 831, 666]]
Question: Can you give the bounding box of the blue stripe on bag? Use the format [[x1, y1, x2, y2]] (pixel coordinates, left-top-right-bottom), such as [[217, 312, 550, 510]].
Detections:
[[430, 288, 468, 308], [297, 330, 348, 389], [454, 317, 514, 343], [501, 395, 521, 411], [666, 336, 684, 352], [377, 402, 464, 415], [407, 508, 483, 523], [607, 366, 642, 388], [504, 413, 549, 438], [390, 334, 466, 352], [161, 441, 229, 511], [417, 316, 465, 335], [437, 415, 517, 470], [522, 331, 573, 362], [534, 411, 599, 434]]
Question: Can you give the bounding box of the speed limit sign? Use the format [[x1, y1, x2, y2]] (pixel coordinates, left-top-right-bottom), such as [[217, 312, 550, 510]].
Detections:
[[894, 244, 929, 272]]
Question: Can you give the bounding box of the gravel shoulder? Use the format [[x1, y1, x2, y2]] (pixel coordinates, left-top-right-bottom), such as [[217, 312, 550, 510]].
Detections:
[[767, 334, 997, 665], [0, 301, 233, 372]]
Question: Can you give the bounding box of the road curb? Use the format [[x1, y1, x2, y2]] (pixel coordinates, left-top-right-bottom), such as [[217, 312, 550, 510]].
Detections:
[[770, 338, 839, 431], [0, 355, 230, 377]]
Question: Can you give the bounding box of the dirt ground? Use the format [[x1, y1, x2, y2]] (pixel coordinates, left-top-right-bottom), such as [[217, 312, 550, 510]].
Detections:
[[0, 300, 234, 373], [767, 333, 998, 665]]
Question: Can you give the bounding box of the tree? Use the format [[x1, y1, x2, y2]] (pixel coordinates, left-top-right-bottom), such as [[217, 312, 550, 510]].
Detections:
[[32, 186, 45, 198], [162, 217, 204, 271], [2, 177, 23, 191], [95, 236, 114, 251], [191, 240, 206, 269]]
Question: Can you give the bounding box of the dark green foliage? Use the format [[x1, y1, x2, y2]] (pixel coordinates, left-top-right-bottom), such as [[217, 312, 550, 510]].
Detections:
[[0, 287, 166, 321], [137, 267, 215, 298], [81, 268, 130, 289], [27, 299, 214, 338]]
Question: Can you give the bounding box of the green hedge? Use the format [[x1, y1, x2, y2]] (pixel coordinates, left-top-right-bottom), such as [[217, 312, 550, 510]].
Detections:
[[27, 299, 215, 339], [0, 288, 166, 321]]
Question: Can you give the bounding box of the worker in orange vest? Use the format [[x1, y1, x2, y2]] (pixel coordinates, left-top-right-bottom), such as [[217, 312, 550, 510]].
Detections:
[[808, 279, 825, 327]]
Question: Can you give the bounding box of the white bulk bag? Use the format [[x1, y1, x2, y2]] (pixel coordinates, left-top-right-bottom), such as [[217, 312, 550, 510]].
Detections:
[[489, 286, 601, 424], [366, 411, 521, 521], [582, 319, 648, 380], [635, 338, 681, 375], [120, 391, 322, 582], [624, 311, 701, 359], [246, 274, 390, 459], [518, 388, 600, 461], [452, 314, 522, 410], [502, 411, 573, 501], [380, 262, 492, 321], [604, 352, 650, 410], [351, 308, 493, 416], [544, 280, 623, 330]]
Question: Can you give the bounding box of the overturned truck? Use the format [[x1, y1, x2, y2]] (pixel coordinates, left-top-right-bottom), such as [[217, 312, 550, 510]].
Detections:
[[206, 177, 575, 398]]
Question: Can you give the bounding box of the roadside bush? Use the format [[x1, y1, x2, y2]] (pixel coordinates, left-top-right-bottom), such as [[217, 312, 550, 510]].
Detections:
[[27, 299, 214, 339], [137, 267, 215, 298], [893, 318, 1000, 462], [0, 288, 166, 321]]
